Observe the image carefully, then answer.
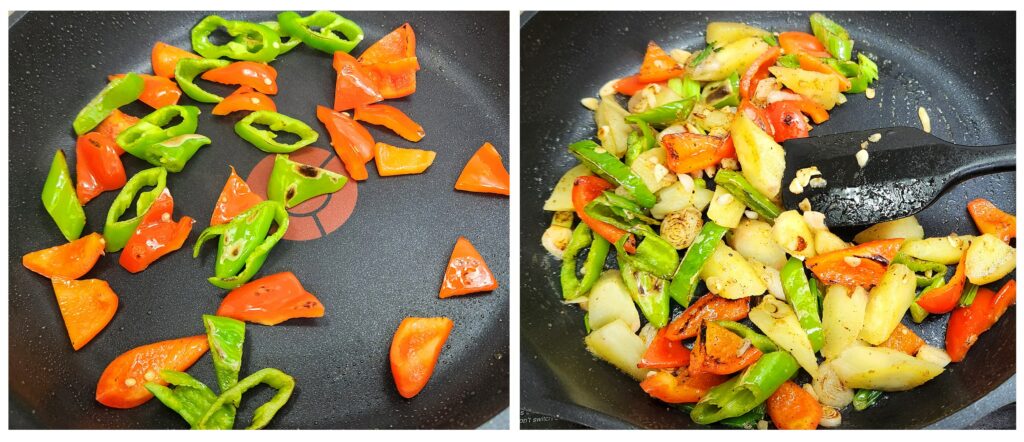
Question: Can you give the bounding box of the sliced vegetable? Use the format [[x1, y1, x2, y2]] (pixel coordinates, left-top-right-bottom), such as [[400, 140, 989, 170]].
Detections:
[[454, 142, 511, 195], [193, 200, 289, 290], [103, 167, 168, 253], [765, 100, 810, 142], [96, 335, 209, 408], [665, 293, 750, 341], [278, 10, 363, 54], [174, 57, 231, 103], [203, 315, 245, 392], [946, 281, 1015, 362], [831, 346, 944, 391], [42, 150, 87, 241], [212, 86, 276, 115], [859, 263, 916, 345], [561, 223, 610, 300], [915, 254, 967, 314], [235, 110, 319, 154], [145, 371, 233, 429], [267, 154, 347, 208], [75, 132, 127, 204], [805, 238, 904, 288], [201, 61, 278, 95], [109, 73, 182, 109], [879, 323, 925, 356], [689, 321, 762, 375], [714, 169, 782, 220], [820, 285, 868, 359], [585, 319, 650, 381], [690, 351, 799, 424], [390, 317, 453, 398], [51, 278, 118, 350], [730, 114, 786, 200], [666, 222, 730, 306], [853, 216, 924, 244], [748, 296, 819, 378], [662, 132, 734, 175], [22, 232, 105, 280], [332, 50, 382, 111], [210, 166, 263, 226], [217, 272, 325, 326], [354, 104, 425, 142], [190, 15, 281, 62], [639, 41, 685, 82], [572, 176, 635, 253], [95, 109, 139, 155], [588, 270, 641, 332], [809, 13, 853, 61], [198, 368, 295, 429], [439, 236, 498, 298], [317, 105, 374, 181], [638, 326, 691, 369], [640, 370, 729, 404], [767, 380, 822, 430], [151, 42, 200, 79], [119, 189, 194, 273], [699, 242, 767, 299], [73, 73, 145, 136], [781, 257, 824, 351], [739, 46, 780, 100], [963, 233, 1016, 285], [778, 32, 830, 58]]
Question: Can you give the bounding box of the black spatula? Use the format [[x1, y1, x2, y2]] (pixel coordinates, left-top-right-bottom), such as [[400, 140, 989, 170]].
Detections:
[[780, 127, 1014, 227]]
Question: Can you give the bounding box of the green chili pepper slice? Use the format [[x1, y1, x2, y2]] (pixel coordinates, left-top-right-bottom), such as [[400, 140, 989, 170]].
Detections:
[[193, 200, 289, 289], [776, 54, 800, 69], [624, 119, 656, 167], [42, 150, 87, 241], [625, 97, 697, 126], [73, 72, 144, 136], [910, 276, 944, 323], [701, 71, 740, 109], [712, 320, 779, 353], [958, 282, 980, 307], [846, 53, 879, 94], [277, 11, 364, 54], [267, 154, 348, 208], [116, 105, 201, 155], [203, 315, 246, 393], [198, 367, 295, 430], [853, 389, 883, 411], [667, 221, 729, 307], [135, 134, 211, 173], [720, 402, 767, 429], [691, 351, 799, 424], [145, 370, 235, 429], [892, 253, 948, 287], [781, 257, 825, 352], [260, 21, 301, 54], [810, 13, 853, 61], [568, 139, 656, 208], [714, 170, 782, 220], [561, 223, 592, 300], [104, 167, 168, 252], [235, 110, 319, 154], [627, 225, 681, 279], [191, 15, 282, 62], [617, 239, 670, 328], [174, 58, 231, 103]]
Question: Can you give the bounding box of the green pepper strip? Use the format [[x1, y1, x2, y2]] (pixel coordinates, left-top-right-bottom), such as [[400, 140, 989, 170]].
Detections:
[[203, 315, 245, 393], [849, 53, 879, 94], [958, 282, 980, 307], [104, 167, 168, 252], [42, 150, 87, 241], [277, 11, 364, 55], [691, 351, 799, 425], [191, 15, 281, 62], [145, 370, 235, 429], [781, 257, 825, 352], [235, 110, 319, 154], [198, 368, 295, 430], [689, 44, 715, 68], [625, 97, 697, 126], [853, 389, 883, 411], [174, 58, 231, 103], [267, 154, 348, 208], [568, 140, 656, 208], [591, 191, 660, 226], [712, 320, 779, 353], [810, 13, 853, 61], [702, 71, 740, 109], [73, 73, 144, 136], [117, 105, 201, 155], [561, 223, 611, 301], [139, 134, 212, 173], [714, 170, 782, 220], [761, 34, 779, 47], [617, 237, 670, 328], [667, 221, 729, 307], [910, 275, 944, 323], [624, 119, 655, 167], [193, 200, 289, 290], [582, 201, 677, 279], [776, 54, 800, 69], [720, 402, 767, 429], [892, 253, 948, 287], [668, 77, 702, 100], [260, 21, 301, 54]]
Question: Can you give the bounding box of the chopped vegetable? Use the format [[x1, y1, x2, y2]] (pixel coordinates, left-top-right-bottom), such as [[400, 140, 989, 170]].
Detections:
[[267, 154, 347, 208], [374, 142, 436, 176], [439, 236, 498, 298], [665, 293, 750, 340], [42, 150, 87, 241], [22, 232, 105, 280], [767, 381, 822, 430], [210, 166, 263, 226], [52, 278, 118, 350], [119, 189, 194, 273], [804, 238, 904, 288], [455, 142, 511, 195], [217, 272, 325, 326], [96, 335, 209, 408], [193, 200, 289, 290], [390, 317, 453, 398], [690, 351, 799, 424], [946, 280, 1015, 362]]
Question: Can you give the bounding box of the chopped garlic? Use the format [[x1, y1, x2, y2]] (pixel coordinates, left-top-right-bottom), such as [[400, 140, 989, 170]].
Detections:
[[856, 149, 869, 168], [580, 97, 599, 111], [653, 163, 669, 183], [804, 211, 827, 231], [599, 79, 620, 97], [677, 173, 695, 193], [744, 210, 759, 219], [789, 179, 805, 195], [808, 177, 827, 188], [795, 166, 822, 187], [919, 106, 931, 133], [860, 141, 870, 149], [720, 157, 739, 171], [798, 198, 812, 213], [703, 165, 717, 178], [716, 193, 734, 205], [868, 133, 882, 143], [865, 87, 875, 99], [757, 420, 769, 430], [844, 256, 862, 267]]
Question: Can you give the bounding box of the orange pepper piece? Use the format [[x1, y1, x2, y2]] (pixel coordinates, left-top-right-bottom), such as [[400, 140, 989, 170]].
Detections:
[[967, 198, 1016, 243], [805, 238, 904, 288], [109, 73, 181, 109], [439, 236, 498, 298], [201, 61, 278, 95], [665, 294, 750, 341], [96, 335, 209, 408], [210, 166, 263, 226], [94, 109, 139, 155], [317, 105, 372, 180], [663, 132, 734, 174], [75, 132, 127, 204], [778, 32, 831, 57], [359, 23, 416, 63], [796, 52, 852, 91], [572, 175, 636, 253], [333, 51, 383, 112], [374, 142, 436, 176], [52, 278, 119, 351], [638, 41, 685, 83], [455, 142, 510, 195], [22, 232, 106, 280], [119, 189, 194, 273], [689, 321, 762, 375], [640, 370, 729, 404], [740, 46, 781, 100], [217, 272, 325, 326], [767, 380, 822, 429], [946, 281, 1015, 362], [354, 104, 425, 142], [638, 326, 691, 369], [389, 317, 452, 398], [211, 86, 276, 116], [151, 42, 201, 79], [879, 323, 926, 356], [359, 23, 419, 99]]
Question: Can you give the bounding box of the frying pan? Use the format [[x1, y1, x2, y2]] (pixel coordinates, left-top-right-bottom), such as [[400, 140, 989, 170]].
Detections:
[[8, 11, 509, 429], [520, 11, 1015, 429]]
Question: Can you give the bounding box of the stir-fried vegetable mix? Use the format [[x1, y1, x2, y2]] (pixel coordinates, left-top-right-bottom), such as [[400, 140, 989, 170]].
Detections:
[[543, 14, 1016, 430]]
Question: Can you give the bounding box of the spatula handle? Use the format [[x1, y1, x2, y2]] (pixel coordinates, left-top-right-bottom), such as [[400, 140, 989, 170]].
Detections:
[[956, 144, 1016, 177]]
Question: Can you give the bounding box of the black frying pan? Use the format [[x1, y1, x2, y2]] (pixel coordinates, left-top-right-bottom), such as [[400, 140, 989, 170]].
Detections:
[[9, 11, 508, 429], [520, 11, 1015, 429]]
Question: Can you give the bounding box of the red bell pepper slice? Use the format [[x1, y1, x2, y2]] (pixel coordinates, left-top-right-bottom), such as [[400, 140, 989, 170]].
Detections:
[[689, 321, 762, 375], [765, 100, 811, 142], [333, 51, 383, 111], [796, 52, 852, 92], [354, 104, 425, 142], [362, 58, 419, 99], [916, 254, 968, 314], [572, 176, 636, 253], [119, 189, 194, 273], [216, 272, 325, 326], [740, 46, 781, 100], [96, 335, 209, 408], [317, 105, 373, 180], [76, 132, 127, 205], [638, 41, 685, 83], [613, 74, 648, 96], [440, 236, 498, 298], [210, 166, 264, 226], [151, 42, 200, 79], [359, 23, 416, 63], [946, 280, 1015, 363], [792, 94, 830, 124], [109, 73, 182, 109], [454, 142, 510, 196], [662, 132, 735, 174], [805, 238, 904, 288], [200, 61, 278, 95], [390, 317, 452, 398], [638, 326, 691, 369], [738, 99, 774, 137], [640, 370, 729, 404], [665, 293, 750, 341], [22, 232, 106, 280], [95, 109, 139, 155], [211, 86, 276, 116], [778, 32, 831, 58], [52, 277, 118, 351], [967, 198, 1016, 243]]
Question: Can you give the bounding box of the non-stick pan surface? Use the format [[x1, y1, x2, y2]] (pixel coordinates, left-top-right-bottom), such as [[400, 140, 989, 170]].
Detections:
[[9, 11, 509, 429], [521, 11, 1015, 429]]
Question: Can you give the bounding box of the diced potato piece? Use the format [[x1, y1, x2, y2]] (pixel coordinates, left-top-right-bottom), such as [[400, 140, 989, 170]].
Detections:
[[859, 264, 916, 345], [585, 319, 652, 381], [692, 187, 714, 212], [731, 115, 786, 200], [815, 230, 850, 255], [768, 66, 842, 110], [588, 270, 641, 333], [772, 210, 816, 259], [706, 22, 770, 46], [594, 98, 631, 157], [821, 285, 869, 359], [631, 147, 676, 194], [831, 346, 944, 391], [915, 345, 952, 368], [699, 243, 766, 299], [853, 216, 925, 244], [651, 182, 693, 220], [691, 37, 770, 82], [728, 219, 788, 270], [707, 187, 745, 228], [749, 296, 819, 378], [964, 233, 1017, 285], [900, 235, 973, 265], [543, 164, 593, 211]]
